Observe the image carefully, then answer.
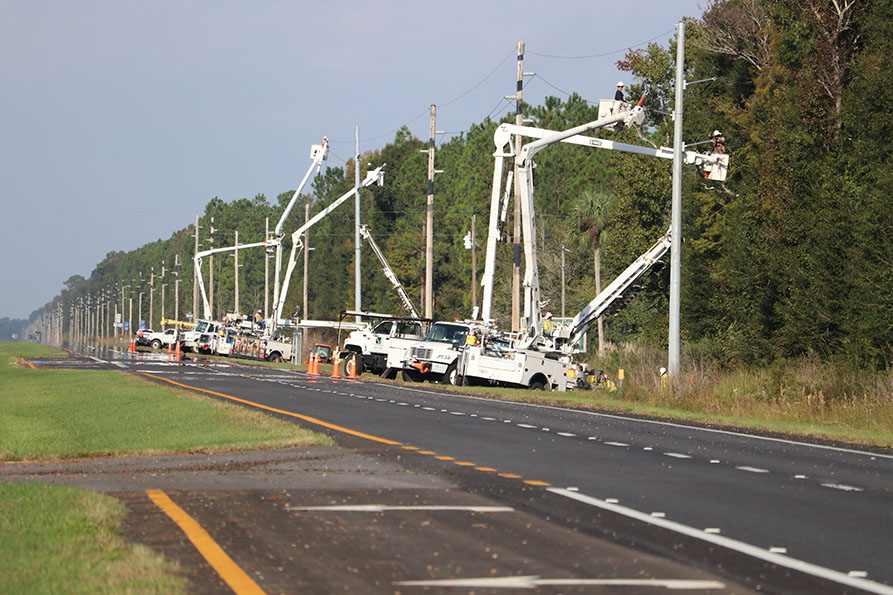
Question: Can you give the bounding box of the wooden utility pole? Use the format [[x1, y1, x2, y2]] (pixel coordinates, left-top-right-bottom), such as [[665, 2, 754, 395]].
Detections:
[[512, 41, 525, 332], [264, 217, 269, 319], [471, 214, 477, 308], [160, 261, 166, 329], [174, 254, 180, 323], [234, 230, 239, 314], [209, 217, 215, 319], [149, 267, 154, 330], [425, 105, 436, 318], [192, 215, 199, 322], [354, 126, 362, 320]]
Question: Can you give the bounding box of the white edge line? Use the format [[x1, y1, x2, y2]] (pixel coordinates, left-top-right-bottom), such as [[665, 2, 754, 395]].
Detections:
[[547, 487, 893, 595], [382, 383, 891, 460]]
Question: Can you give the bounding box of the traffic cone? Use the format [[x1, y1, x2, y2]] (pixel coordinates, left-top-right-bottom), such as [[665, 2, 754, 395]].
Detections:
[[347, 355, 358, 379], [129, 339, 136, 353], [331, 354, 341, 378], [308, 352, 318, 375], [167, 342, 172, 361], [175, 341, 181, 362]]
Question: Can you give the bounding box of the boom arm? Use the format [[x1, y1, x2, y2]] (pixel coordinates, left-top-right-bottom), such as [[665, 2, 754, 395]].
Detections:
[[272, 165, 386, 328], [359, 225, 420, 318], [556, 230, 672, 352], [193, 239, 274, 320]]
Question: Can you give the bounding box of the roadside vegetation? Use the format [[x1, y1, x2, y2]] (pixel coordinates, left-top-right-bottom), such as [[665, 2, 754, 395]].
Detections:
[[0, 483, 184, 594], [0, 341, 332, 594]]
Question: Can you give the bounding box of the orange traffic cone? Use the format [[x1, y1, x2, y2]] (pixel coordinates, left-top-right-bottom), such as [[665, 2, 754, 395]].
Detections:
[[347, 355, 358, 379], [129, 339, 136, 353], [331, 354, 341, 378], [308, 352, 318, 375], [175, 341, 181, 362], [167, 342, 172, 361]]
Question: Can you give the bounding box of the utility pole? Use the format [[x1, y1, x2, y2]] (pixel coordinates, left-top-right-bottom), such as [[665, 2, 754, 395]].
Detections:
[[161, 261, 166, 329], [303, 202, 310, 319], [174, 254, 180, 323], [209, 217, 215, 319], [425, 105, 436, 318], [129, 277, 133, 337], [138, 272, 144, 331], [512, 41, 525, 332], [234, 230, 239, 314], [669, 21, 685, 382], [561, 245, 566, 318], [149, 267, 154, 330], [264, 217, 269, 319], [355, 125, 362, 320], [192, 215, 199, 322], [471, 214, 477, 308]]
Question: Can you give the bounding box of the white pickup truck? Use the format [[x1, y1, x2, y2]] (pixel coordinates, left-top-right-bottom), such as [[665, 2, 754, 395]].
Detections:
[[137, 328, 179, 349]]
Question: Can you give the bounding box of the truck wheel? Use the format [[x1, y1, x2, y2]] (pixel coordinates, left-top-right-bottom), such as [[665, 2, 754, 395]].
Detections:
[[151, 339, 162, 349], [529, 380, 547, 391], [442, 362, 459, 385], [268, 352, 282, 362]]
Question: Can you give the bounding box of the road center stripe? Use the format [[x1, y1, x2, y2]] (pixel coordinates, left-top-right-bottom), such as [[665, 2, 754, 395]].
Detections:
[[146, 489, 265, 595]]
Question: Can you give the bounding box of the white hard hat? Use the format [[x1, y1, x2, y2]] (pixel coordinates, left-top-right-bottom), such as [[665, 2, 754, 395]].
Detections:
[[713, 130, 722, 136], [617, 81, 624, 87], [660, 367, 667, 375], [545, 312, 553, 318]]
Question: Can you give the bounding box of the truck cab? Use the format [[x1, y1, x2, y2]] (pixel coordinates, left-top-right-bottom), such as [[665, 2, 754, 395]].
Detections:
[[403, 321, 474, 385], [342, 316, 428, 376]]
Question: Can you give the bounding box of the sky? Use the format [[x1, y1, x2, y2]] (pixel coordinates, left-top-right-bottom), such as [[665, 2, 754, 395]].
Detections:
[[0, 0, 707, 320]]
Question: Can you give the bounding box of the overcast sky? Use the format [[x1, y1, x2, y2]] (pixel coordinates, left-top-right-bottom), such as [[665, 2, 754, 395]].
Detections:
[[0, 0, 706, 320]]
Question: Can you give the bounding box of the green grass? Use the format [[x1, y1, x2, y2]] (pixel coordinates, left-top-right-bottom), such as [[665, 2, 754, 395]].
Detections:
[[1, 340, 334, 594], [1, 343, 332, 461], [0, 483, 184, 594]]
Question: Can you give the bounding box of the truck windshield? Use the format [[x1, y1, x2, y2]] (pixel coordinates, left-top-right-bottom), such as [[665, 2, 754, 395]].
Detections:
[[425, 324, 468, 344], [194, 321, 209, 332]]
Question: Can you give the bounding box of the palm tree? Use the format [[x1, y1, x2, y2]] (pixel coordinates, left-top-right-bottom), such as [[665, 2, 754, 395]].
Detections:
[[570, 189, 613, 355]]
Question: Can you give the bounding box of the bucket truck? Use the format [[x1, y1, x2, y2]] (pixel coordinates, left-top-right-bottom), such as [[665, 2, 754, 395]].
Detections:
[[192, 139, 329, 324], [461, 96, 730, 390], [271, 164, 386, 330]]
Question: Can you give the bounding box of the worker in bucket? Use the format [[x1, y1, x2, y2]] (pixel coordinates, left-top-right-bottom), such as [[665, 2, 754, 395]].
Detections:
[[542, 312, 555, 337], [711, 130, 726, 154], [615, 81, 625, 101]]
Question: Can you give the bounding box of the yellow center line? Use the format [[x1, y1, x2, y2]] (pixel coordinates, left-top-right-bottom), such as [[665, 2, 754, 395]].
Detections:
[[139, 373, 401, 445], [140, 373, 552, 487], [146, 489, 265, 595]]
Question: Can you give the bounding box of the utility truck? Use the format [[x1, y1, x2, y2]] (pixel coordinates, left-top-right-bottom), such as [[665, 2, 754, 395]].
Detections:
[[460, 94, 728, 390], [339, 311, 430, 376]]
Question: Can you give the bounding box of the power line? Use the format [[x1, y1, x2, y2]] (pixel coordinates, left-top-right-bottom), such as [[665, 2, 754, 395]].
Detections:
[[527, 28, 675, 59]]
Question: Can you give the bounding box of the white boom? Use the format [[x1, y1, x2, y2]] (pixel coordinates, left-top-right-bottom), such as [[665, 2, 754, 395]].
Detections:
[[271, 165, 386, 329], [480, 100, 729, 348], [555, 230, 672, 352], [359, 225, 420, 318], [192, 139, 329, 322]]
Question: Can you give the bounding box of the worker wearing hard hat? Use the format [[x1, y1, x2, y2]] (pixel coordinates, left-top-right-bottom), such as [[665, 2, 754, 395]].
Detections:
[[542, 312, 555, 337], [615, 81, 625, 101], [711, 130, 726, 154]]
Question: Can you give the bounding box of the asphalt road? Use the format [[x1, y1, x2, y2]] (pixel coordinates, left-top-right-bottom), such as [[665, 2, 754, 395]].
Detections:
[[18, 348, 893, 594]]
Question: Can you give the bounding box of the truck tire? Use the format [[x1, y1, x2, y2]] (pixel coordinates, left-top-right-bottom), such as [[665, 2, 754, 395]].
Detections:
[[442, 362, 459, 385], [151, 339, 162, 349], [268, 351, 282, 362], [529, 379, 547, 391]]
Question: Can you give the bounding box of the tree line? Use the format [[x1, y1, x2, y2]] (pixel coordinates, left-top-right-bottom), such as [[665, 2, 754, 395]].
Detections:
[[19, 0, 891, 369]]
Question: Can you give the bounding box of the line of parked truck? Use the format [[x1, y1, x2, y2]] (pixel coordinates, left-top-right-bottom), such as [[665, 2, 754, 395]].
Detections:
[[141, 95, 727, 392]]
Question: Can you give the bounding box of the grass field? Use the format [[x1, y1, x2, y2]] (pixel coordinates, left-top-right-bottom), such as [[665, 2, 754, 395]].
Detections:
[[1, 341, 332, 594]]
